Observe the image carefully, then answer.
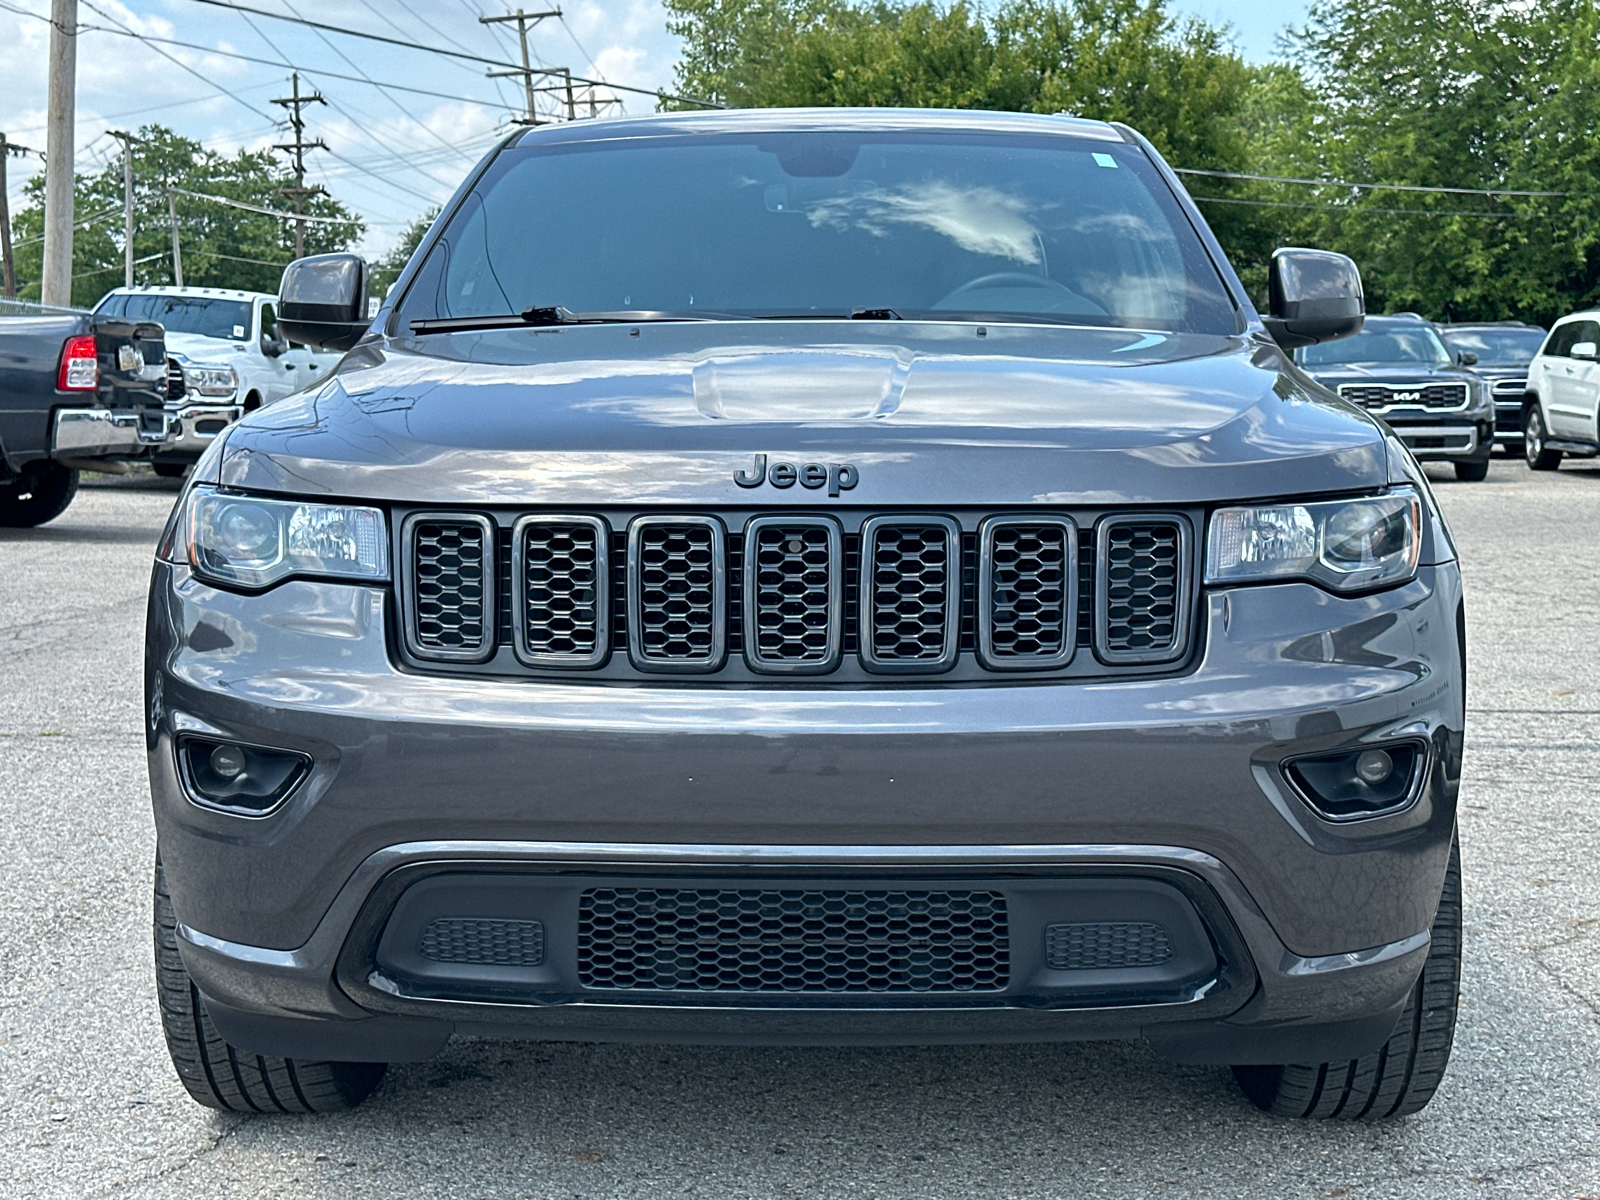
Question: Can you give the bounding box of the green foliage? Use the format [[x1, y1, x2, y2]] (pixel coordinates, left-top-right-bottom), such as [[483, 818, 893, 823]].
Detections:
[[370, 207, 440, 301], [665, 0, 1600, 326], [9, 125, 363, 307]]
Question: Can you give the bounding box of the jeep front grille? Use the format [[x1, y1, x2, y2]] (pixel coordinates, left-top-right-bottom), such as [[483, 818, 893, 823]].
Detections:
[[402, 514, 494, 662], [577, 887, 1009, 993], [399, 509, 1197, 679]]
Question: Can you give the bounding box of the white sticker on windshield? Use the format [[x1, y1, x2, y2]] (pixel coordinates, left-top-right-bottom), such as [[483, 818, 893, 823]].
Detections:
[[1092, 153, 1118, 169], [232, 325, 245, 338]]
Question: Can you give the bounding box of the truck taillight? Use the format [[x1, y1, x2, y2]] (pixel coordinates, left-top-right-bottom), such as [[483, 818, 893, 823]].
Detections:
[[57, 334, 99, 392]]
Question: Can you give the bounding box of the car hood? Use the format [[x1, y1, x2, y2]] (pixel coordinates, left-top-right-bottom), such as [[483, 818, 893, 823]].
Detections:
[[165, 331, 248, 364], [1300, 362, 1477, 388], [216, 323, 1389, 506]]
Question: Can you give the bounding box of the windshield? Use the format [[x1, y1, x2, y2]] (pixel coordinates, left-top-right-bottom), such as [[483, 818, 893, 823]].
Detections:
[[1301, 323, 1451, 367], [395, 131, 1241, 334], [109, 294, 252, 341], [1441, 327, 1545, 365]]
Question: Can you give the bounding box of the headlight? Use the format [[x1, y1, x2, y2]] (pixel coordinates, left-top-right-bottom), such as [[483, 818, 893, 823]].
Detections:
[[1205, 489, 1422, 592], [184, 364, 238, 397], [187, 488, 388, 590]]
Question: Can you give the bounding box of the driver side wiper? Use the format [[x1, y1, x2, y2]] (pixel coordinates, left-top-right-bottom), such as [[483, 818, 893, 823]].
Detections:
[[408, 307, 749, 335]]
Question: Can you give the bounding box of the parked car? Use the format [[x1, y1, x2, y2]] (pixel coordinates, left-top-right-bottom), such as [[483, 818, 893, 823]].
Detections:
[[149, 110, 1464, 1121], [1295, 312, 1493, 480], [93, 286, 340, 476], [1521, 312, 1600, 470], [0, 302, 170, 525], [1439, 320, 1547, 455]]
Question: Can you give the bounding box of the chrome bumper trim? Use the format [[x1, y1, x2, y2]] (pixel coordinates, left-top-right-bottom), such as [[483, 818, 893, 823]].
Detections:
[[1396, 426, 1479, 456], [51, 407, 169, 455], [162, 402, 241, 454]]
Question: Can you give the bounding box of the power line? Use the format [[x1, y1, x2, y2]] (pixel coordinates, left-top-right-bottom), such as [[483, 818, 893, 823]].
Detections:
[[170, 186, 352, 225], [178, 0, 725, 108], [1190, 195, 1523, 218], [1173, 167, 1564, 199]]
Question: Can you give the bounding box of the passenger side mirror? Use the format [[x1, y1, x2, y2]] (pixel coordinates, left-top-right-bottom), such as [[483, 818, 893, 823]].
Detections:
[[1572, 341, 1598, 361], [278, 253, 370, 352], [1263, 247, 1365, 350], [1455, 350, 1478, 367], [260, 324, 289, 358]]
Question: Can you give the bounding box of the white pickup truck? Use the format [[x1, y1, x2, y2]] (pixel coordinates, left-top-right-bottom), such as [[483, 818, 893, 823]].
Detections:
[[91, 286, 340, 475]]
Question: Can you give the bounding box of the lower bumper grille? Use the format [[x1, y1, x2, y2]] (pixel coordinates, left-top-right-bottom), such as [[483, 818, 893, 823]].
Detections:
[[577, 887, 1010, 993]]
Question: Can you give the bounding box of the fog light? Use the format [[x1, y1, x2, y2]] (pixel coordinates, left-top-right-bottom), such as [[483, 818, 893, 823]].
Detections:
[[1284, 742, 1424, 821], [176, 735, 311, 816], [1354, 749, 1393, 785], [209, 743, 246, 779]]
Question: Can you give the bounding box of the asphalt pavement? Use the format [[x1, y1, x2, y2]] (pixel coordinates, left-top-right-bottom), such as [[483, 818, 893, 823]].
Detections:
[[0, 460, 1597, 1199]]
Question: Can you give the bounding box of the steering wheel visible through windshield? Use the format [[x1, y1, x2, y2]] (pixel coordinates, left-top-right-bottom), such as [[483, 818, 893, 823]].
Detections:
[[394, 130, 1241, 335]]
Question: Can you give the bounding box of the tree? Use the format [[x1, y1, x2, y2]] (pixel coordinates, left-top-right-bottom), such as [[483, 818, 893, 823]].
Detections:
[[8, 125, 363, 307], [370, 207, 440, 301]]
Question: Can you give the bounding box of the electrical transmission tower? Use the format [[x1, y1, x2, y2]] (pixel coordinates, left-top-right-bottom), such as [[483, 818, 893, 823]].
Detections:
[[480, 8, 566, 124], [271, 73, 328, 259]]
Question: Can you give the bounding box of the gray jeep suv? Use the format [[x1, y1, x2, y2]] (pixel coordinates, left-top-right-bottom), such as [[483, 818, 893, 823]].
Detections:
[[147, 110, 1464, 1120]]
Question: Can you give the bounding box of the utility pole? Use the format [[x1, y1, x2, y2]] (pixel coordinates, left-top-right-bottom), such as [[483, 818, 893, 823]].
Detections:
[[1, 134, 16, 300], [167, 190, 183, 288], [41, 0, 78, 308], [107, 129, 142, 289], [271, 73, 327, 259], [479, 8, 563, 124], [561, 68, 576, 122]]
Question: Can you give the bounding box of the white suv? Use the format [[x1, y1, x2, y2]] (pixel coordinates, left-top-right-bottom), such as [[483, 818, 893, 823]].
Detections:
[[93, 287, 341, 475], [1523, 312, 1600, 470]]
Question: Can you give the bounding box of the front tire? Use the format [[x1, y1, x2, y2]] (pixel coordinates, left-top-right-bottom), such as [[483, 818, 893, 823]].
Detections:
[[154, 860, 387, 1113], [1524, 407, 1562, 470], [0, 460, 79, 527], [1452, 459, 1489, 482], [1232, 832, 1461, 1120], [152, 461, 187, 479]]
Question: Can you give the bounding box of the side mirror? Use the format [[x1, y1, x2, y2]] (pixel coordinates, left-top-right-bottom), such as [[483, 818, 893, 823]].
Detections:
[[278, 253, 370, 352], [1456, 350, 1479, 366], [1572, 341, 1598, 361], [260, 324, 288, 358], [1264, 247, 1365, 349]]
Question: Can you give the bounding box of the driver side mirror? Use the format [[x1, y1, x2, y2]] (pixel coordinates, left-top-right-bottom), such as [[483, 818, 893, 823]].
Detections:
[[1264, 247, 1365, 349], [1455, 349, 1479, 367], [278, 253, 370, 352], [260, 323, 289, 358]]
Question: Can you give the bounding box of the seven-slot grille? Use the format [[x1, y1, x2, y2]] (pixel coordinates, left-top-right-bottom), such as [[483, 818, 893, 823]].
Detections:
[[401, 511, 1195, 675], [1337, 383, 1468, 409], [576, 887, 1009, 993]]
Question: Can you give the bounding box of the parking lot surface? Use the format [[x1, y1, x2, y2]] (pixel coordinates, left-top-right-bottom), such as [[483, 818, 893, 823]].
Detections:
[[1, 461, 1597, 1199]]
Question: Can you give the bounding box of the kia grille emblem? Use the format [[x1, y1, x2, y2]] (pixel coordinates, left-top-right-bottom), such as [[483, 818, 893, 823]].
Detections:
[[734, 454, 859, 497], [1392, 391, 1421, 403]]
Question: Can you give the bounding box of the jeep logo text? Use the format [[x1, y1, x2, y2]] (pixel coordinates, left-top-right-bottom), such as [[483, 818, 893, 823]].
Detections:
[[734, 454, 859, 497]]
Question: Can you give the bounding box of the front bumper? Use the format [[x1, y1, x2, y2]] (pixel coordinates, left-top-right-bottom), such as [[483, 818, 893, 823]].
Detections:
[[1388, 421, 1492, 462], [158, 402, 241, 459], [147, 560, 1464, 1063]]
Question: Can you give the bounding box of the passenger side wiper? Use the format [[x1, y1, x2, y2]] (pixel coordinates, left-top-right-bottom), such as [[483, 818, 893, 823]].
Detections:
[[408, 307, 748, 335]]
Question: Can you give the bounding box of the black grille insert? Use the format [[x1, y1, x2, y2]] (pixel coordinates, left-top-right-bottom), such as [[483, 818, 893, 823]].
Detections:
[[513, 515, 608, 667], [403, 514, 494, 662], [1044, 921, 1172, 970], [1095, 516, 1191, 665], [627, 516, 726, 671], [860, 516, 960, 672], [419, 918, 545, 967], [577, 887, 1009, 993], [979, 518, 1076, 669], [743, 517, 842, 673], [1338, 383, 1468, 409]]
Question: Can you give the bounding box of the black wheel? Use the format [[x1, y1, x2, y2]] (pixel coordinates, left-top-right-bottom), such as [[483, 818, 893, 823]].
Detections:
[[1524, 407, 1562, 470], [154, 859, 387, 1112], [152, 462, 187, 479], [1232, 832, 1461, 1120], [1452, 459, 1489, 482], [0, 460, 79, 527], [243, 391, 262, 413]]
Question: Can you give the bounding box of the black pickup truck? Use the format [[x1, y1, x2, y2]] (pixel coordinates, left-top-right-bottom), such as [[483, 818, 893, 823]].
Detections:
[[0, 305, 171, 525]]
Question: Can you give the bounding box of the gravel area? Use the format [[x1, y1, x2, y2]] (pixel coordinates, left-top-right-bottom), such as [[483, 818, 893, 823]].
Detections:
[[0, 461, 1596, 1198]]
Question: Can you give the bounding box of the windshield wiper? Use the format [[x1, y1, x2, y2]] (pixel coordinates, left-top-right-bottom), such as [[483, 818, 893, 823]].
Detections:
[[408, 307, 747, 335]]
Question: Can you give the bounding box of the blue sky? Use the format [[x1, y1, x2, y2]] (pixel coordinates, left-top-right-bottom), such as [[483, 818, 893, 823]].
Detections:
[[0, 0, 1311, 262]]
